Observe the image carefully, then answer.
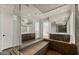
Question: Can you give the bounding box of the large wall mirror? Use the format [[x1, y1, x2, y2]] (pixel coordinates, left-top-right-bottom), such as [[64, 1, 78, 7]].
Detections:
[[21, 17, 33, 34], [56, 24, 67, 33], [50, 12, 70, 34]]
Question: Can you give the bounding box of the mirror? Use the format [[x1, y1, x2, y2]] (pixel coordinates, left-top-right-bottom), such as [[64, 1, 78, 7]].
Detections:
[[56, 24, 67, 33]]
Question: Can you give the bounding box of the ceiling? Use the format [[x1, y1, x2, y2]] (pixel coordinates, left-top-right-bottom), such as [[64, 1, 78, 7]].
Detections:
[[33, 4, 65, 13], [21, 4, 71, 23]]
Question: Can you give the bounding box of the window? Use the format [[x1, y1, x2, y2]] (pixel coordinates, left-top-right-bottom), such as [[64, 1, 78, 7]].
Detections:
[[43, 21, 49, 38], [35, 21, 40, 39]]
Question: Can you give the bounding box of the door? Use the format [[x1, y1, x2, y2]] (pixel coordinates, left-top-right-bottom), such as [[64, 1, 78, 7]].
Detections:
[[1, 6, 14, 50], [0, 5, 21, 51]]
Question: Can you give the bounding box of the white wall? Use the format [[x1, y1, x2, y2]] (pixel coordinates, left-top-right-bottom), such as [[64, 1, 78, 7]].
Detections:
[[69, 5, 75, 44], [0, 7, 2, 52]]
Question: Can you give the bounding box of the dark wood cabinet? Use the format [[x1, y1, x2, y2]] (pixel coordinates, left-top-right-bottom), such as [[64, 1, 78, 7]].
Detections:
[[22, 33, 35, 42]]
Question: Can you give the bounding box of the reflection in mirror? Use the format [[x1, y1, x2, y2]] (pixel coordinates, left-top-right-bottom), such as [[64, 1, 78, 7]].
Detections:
[[55, 18, 69, 33], [43, 20, 49, 39], [21, 17, 34, 42], [21, 17, 32, 34], [51, 14, 70, 33], [56, 24, 67, 33]]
